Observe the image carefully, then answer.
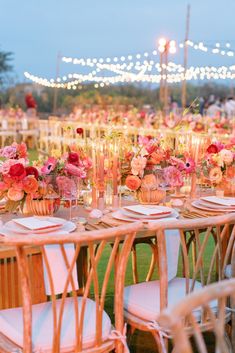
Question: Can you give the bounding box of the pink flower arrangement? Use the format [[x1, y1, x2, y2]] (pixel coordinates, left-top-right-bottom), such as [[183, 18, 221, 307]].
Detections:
[[202, 140, 235, 185], [0, 143, 39, 211], [0, 143, 92, 212], [123, 135, 196, 192]]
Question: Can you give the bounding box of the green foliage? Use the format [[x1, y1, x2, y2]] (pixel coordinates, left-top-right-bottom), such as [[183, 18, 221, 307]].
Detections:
[[0, 80, 234, 113], [0, 49, 13, 85]]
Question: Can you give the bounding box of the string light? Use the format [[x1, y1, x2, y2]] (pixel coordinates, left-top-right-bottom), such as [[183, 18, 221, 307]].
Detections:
[[24, 64, 235, 89], [180, 40, 235, 57]]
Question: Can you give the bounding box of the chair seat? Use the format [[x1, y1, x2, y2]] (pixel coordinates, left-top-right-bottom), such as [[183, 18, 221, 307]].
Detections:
[[225, 264, 232, 278], [0, 297, 111, 352], [124, 277, 217, 322]]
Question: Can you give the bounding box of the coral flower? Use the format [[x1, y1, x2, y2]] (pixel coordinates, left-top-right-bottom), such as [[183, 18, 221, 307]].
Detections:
[[22, 176, 39, 194], [209, 167, 223, 184], [125, 175, 141, 191], [7, 188, 24, 201]]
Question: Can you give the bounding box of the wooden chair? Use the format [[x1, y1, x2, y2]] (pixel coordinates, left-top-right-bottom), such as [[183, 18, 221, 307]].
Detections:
[[0, 222, 142, 352], [158, 279, 235, 353], [123, 214, 235, 352]]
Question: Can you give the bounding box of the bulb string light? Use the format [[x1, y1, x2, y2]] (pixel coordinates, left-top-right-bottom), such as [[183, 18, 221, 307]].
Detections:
[[179, 40, 235, 57], [24, 64, 235, 89], [61, 39, 235, 68]]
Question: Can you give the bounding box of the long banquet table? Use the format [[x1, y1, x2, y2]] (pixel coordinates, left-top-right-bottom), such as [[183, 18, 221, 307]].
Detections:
[[0, 199, 233, 310]]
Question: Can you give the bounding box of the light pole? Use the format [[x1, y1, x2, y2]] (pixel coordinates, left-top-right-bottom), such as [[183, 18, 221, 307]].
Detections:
[[158, 38, 176, 113]]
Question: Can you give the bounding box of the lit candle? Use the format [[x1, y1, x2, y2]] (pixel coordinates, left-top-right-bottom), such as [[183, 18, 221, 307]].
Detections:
[[113, 142, 118, 195], [99, 142, 105, 198], [92, 142, 97, 207]]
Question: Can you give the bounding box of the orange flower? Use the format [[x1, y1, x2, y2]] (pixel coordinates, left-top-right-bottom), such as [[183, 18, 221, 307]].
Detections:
[[7, 188, 24, 201], [22, 176, 38, 194], [125, 175, 141, 191], [148, 152, 164, 165]]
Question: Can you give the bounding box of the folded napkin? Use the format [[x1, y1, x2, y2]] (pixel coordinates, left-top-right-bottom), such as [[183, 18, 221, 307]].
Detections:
[[165, 229, 180, 281], [152, 217, 180, 282], [201, 196, 235, 207], [43, 240, 79, 295]]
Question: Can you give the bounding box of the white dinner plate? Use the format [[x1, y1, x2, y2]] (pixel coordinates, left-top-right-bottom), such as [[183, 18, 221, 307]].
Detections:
[[3, 217, 76, 234], [121, 206, 173, 219], [191, 200, 235, 213], [112, 209, 179, 223]]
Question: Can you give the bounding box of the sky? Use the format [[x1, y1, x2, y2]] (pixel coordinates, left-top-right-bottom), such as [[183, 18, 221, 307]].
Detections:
[[0, 0, 234, 82]]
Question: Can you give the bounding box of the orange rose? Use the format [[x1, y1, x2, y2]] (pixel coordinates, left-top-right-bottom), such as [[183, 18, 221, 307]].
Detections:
[[148, 152, 164, 165], [7, 188, 24, 201], [22, 176, 38, 194], [125, 175, 141, 191]]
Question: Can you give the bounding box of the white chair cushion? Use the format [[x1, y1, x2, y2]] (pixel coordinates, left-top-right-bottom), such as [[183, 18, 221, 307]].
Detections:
[[0, 297, 111, 352], [225, 264, 232, 278], [124, 277, 217, 322]]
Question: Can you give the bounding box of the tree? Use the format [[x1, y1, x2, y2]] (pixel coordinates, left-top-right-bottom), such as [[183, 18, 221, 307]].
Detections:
[[0, 49, 13, 86]]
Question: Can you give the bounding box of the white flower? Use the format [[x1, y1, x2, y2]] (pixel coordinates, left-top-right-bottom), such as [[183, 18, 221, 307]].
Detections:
[[131, 156, 147, 177], [219, 149, 234, 165]]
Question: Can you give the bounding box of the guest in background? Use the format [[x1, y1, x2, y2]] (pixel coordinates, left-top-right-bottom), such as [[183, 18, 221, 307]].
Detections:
[[206, 101, 221, 117], [225, 97, 235, 119]]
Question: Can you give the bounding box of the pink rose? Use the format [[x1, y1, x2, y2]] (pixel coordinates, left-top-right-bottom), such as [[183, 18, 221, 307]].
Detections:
[[65, 163, 86, 178], [125, 175, 141, 191], [7, 188, 24, 201]]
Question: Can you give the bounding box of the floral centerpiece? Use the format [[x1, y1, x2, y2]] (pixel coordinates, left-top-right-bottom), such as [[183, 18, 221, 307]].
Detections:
[[0, 142, 92, 214], [202, 140, 235, 194], [122, 135, 196, 203]]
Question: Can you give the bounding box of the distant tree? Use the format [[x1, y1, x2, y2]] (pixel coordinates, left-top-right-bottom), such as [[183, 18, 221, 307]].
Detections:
[[0, 49, 13, 85]]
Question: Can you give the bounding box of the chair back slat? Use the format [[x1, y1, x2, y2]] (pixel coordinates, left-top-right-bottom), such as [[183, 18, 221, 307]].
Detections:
[[0, 222, 142, 352], [159, 279, 235, 353], [148, 215, 235, 311]]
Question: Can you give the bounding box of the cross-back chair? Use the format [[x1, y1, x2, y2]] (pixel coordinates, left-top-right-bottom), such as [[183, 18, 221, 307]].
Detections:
[[158, 278, 235, 353], [0, 221, 142, 353], [123, 214, 235, 352]]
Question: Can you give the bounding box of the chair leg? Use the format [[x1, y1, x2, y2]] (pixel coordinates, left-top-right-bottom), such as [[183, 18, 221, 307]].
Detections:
[[151, 331, 168, 353], [126, 324, 136, 345], [131, 245, 138, 284], [224, 331, 233, 353]]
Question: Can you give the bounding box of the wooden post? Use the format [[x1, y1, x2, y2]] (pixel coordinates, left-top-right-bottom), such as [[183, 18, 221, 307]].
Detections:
[[53, 52, 61, 114], [181, 4, 191, 109]]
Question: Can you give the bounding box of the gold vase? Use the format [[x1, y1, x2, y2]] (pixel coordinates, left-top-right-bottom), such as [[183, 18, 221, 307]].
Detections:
[[25, 198, 60, 216]]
